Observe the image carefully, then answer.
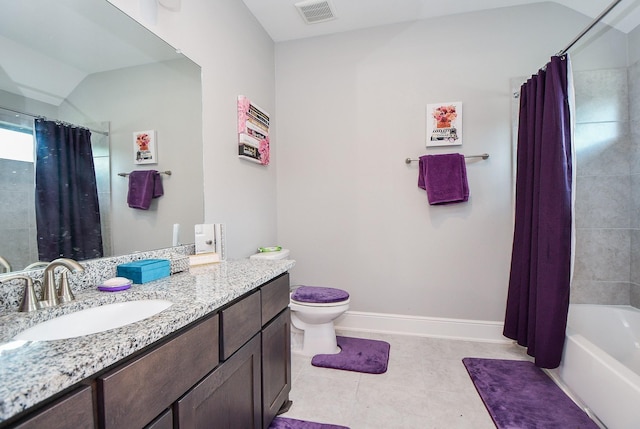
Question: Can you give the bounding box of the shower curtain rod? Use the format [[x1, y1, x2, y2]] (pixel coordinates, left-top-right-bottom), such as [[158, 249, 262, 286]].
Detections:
[[556, 0, 623, 56], [0, 106, 109, 137]]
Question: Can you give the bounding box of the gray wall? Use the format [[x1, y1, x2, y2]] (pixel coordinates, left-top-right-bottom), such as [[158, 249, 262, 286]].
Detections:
[[107, 1, 638, 320], [274, 3, 629, 321]]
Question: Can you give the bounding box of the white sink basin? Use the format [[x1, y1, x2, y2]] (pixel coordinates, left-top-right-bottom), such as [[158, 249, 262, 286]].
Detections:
[[14, 299, 173, 341]]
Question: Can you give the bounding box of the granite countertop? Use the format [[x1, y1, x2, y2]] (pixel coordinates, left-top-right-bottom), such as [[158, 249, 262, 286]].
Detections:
[[0, 259, 295, 423]]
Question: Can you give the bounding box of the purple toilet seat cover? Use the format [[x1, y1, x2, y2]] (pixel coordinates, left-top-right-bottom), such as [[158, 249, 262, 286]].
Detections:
[[291, 286, 349, 304]]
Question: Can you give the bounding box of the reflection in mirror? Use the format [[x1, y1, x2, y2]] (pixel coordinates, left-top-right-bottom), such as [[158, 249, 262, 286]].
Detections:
[[0, 0, 204, 274]]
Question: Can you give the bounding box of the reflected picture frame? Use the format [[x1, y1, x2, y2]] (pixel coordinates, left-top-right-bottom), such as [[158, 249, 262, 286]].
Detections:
[[133, 130, 157, 164]]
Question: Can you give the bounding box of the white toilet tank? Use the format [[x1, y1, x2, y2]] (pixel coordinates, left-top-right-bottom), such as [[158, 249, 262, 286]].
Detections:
[[249, 248, 290, 260]]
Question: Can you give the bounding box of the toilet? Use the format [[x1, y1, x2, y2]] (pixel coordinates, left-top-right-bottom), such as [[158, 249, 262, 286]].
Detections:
[[249, 249, 350, 356], [289, 285, 350, 356]]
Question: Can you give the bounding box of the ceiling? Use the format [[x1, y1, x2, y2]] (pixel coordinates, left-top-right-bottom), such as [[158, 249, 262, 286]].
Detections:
[[2, 0, 639, 107], [242, 0, 640, 42]]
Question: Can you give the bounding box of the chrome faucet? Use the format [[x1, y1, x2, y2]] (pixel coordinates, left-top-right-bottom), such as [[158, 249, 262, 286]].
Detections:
[[0, 256, 11, 273], [41, 258, 85, 307], [24, 261, 49, 270], [0, 275, 40, 312]]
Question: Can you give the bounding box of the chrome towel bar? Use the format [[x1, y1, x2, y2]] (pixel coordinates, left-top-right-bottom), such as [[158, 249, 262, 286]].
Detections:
[[405, 154, 489, 164], [118, 170, 172, 177]]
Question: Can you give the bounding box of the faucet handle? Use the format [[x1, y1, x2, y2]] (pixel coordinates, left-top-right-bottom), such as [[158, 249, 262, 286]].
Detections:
[[0, 275, 40, 312], [23, 279, 42, 312], [41, 270, 60, 308], [57, 272, 75, 303]]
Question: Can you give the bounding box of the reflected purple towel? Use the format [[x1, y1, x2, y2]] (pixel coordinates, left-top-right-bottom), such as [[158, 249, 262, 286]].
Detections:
[[418, 153, 469, 205], [127, 170, 164, 210]]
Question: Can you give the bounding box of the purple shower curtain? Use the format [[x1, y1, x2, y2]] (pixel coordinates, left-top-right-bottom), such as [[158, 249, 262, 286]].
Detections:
[[35, 120, 104, 262], [503, 55, 573, 369]]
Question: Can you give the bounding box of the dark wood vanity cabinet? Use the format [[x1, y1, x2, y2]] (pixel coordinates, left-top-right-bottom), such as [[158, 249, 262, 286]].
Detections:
[[3, 272, 291, 429], [102, 272, 291, 429]]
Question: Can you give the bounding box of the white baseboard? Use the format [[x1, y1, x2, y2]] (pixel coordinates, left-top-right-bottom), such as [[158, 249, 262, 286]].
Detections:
[[334, 310, 510, 343]]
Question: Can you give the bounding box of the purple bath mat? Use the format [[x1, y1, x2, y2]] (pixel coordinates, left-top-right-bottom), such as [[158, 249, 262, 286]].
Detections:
[[462, 358, 599, 429], [311, 336, 390, 374], [269, 417, 349, 429]]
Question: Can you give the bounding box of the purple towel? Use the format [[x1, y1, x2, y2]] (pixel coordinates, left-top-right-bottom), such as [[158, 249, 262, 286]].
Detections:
[[127, 170, 164, 210], [418, 153, 469, 205]]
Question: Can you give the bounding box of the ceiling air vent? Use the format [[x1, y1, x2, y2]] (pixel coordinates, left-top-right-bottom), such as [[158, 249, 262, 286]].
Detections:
[[295, 0, 337, 24]]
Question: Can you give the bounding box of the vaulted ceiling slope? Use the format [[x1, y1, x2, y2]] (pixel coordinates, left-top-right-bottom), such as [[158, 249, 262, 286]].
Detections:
[[0, 0, 181, 106], [242, 0, 640, 42]]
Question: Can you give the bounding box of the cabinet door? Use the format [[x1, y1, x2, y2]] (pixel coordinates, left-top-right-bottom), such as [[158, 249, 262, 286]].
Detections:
[[12, 385, 94, 429], [145, 409, 172, 429], [262, 309, 291, 429], [176, 334, 262, 429]]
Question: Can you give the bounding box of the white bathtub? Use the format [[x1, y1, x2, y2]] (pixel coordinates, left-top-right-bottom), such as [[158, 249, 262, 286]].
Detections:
[[556, 304, 640, 429]]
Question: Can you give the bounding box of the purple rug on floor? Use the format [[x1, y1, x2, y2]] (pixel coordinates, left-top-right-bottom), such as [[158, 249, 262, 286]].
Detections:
[[462, 358, 599, 429], [269, 417, 349, 429], [311, 336, 390, 374]]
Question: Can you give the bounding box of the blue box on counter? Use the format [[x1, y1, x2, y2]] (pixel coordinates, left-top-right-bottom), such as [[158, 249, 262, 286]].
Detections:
[[116, 259, 171, 284]]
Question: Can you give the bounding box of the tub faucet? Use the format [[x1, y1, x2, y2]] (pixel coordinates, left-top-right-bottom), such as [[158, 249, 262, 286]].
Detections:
[[41, 258, 85, 307], [0, 275, 40, 312]]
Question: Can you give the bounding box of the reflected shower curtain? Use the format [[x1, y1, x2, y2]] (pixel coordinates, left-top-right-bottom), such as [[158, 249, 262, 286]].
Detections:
[[35, 120, 103, 261], [503, 55, 574, 369]]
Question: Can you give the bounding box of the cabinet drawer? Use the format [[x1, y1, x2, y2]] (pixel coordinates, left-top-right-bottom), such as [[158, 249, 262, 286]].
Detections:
[[13, 385, 94, 429], [261, 273, 290, 326], [220, 291, 261, 360], [98, 314, 219, 429]]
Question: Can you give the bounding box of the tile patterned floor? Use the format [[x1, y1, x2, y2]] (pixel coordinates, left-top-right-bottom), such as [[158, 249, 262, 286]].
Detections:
[[281, 329, 532, 429]]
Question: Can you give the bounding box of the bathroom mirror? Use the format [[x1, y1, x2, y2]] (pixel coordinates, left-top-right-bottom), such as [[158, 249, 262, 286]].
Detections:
[[0, 0, 204, 273]]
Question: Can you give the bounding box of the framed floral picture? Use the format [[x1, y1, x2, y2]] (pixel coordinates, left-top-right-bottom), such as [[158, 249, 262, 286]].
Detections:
[[133, 130, 157, 164], [426, 102, 462, 147]]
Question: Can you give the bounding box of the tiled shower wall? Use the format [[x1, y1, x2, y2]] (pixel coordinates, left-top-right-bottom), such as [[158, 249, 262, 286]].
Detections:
[[572, 65, 639, 308], [0, 159, 38, 270], [631, 60, 640, 308]]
